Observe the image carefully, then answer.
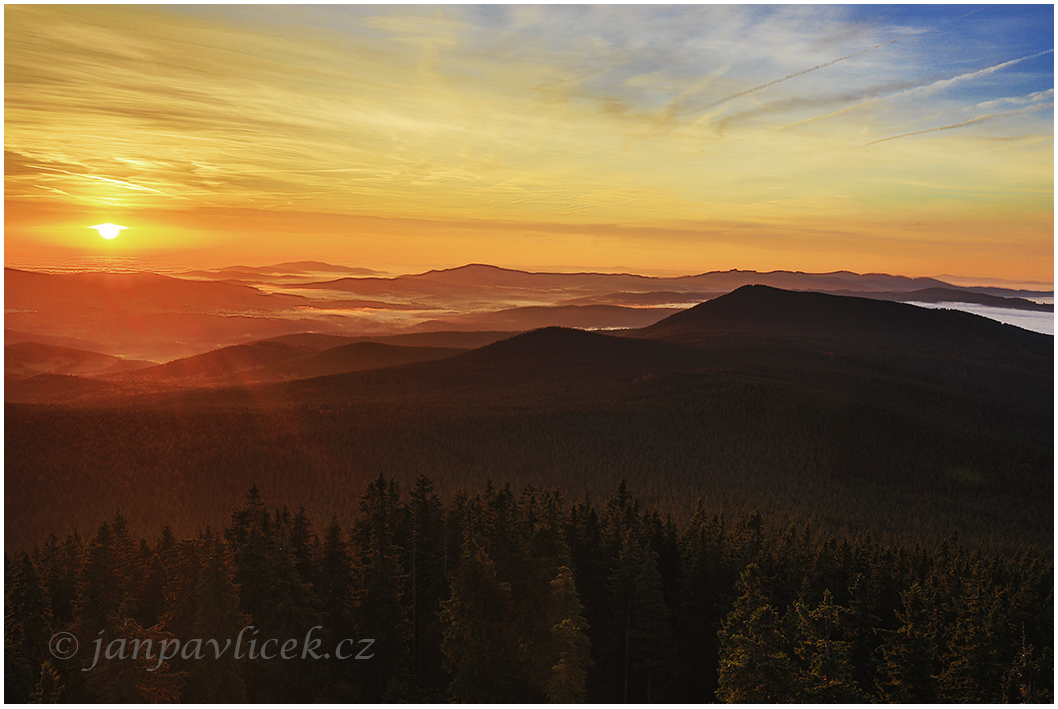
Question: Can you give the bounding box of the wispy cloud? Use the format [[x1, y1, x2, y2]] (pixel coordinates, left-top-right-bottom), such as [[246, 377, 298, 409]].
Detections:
[[977, 88, 1054, 110], [699, 32, 924, 114], [901, 49, 1054, 99], [714, 79, 924, 134], [863, 103, 1054, 146]]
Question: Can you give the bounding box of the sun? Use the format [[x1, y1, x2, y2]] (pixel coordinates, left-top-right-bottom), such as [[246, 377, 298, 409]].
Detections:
[[90, 223, 127, 240]]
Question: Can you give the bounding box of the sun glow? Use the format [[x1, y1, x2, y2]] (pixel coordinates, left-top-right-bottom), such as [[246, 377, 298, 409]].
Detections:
[[90, 223, 127, 239]]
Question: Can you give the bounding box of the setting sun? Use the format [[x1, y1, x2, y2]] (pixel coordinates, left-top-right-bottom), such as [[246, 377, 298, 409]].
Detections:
[[90, 223, 127, 240]]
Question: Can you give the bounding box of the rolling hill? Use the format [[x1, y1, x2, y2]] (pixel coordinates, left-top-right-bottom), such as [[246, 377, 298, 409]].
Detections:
[[3, 268, 349, 361], [5, 342, 154, 378], [114, 340, 470, 387], [637, 284, 1051, 352], [5, 328, 116, 354], [5, 285, 1052, 554], [7, 265, 1050, 365], [259, 330, 518, 351]]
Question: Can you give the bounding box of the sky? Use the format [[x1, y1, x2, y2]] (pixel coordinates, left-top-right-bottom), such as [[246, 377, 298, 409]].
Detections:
[[4, 4, 1054, 284]]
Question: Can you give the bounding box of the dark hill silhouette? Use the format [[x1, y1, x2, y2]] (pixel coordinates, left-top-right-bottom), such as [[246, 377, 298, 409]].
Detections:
[[277, 342, 468, 379], [5, 342, 154, 378], [116, 341, 315, 385], [260, 330, 515, 350], [114, 339, 468, 387], [638, 284, 1052, 355], [5, 328, 116, 355], [454, 326, 699, 367]]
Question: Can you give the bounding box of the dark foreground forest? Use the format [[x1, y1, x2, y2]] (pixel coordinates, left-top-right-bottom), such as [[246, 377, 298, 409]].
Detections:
[[5, 477, 1053, 703]]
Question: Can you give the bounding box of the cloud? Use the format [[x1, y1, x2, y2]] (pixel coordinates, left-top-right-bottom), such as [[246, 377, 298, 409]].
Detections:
[[714, 79, 925, 134], [764, 53, 1055, 139], [902, 50, 1054, 99], [977, 88, 1055, 110], [863, 102, 1054, 146], [697, 31, 924, 114]]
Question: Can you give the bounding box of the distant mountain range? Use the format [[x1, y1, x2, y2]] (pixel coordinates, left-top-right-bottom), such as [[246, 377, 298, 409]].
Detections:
[[301, 263, 1052, 298], [9, 284, 1048, 409], [5, 263, 1051, 364]]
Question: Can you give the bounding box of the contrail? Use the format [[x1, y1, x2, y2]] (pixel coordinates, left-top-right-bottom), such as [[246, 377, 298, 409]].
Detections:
[[700, 32, 923, 112], [36, 166, 170, 194], [715, 79, 923, 134], [955, 5, 992, 20], [862, 102, 1053, 146], [774, 51, 1054, 133], [907, 49, 1054, 97]]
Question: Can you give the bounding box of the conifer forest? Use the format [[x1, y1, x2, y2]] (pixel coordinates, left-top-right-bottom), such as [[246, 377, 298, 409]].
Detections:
[[5, 476, 1052, 703]]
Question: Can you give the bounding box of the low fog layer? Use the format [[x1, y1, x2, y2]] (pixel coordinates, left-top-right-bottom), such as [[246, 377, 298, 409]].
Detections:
[[906, 302, 1053, 335]]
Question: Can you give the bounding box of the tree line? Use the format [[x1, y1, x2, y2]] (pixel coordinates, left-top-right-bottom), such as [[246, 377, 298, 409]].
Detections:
[[6, 476, 1052, 702]]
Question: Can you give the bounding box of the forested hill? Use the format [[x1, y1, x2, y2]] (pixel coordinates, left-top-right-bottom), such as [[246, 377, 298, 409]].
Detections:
[[454, 325, 701, 366], [638, 284, 1053, 354]]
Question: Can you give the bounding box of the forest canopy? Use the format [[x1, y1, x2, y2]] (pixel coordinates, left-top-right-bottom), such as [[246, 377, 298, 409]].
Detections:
[[5, 477, 1052, 703]]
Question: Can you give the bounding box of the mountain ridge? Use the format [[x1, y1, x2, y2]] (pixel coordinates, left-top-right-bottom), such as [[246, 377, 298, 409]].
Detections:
[[297, 263, 1051, 297], [637, 284, 1052, 352]]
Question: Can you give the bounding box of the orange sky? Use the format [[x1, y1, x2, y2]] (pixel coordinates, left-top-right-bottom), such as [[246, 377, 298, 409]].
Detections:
[[5, 5, 1054, 284]]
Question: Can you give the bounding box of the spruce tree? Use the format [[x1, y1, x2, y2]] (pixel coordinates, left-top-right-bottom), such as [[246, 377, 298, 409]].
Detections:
[[439, 531, 519, 702], [350, 473, 411, 701], [790, 589, 868, 702], [878, 582, 939, 702], [605, 537, 678, 702], [677, 504, 727, 701], [9, 552, 54, 671], [936, 583, 1001, 701], [183, 533, 248, 702], [406, 475, 447, 699], [74, 521, 127, 643], [716, 563, 798, 702], [544, 566, 593, 702], [32, 659, 65, 703], [82, 618, 187, 702], [316, 518, 357, 700]]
